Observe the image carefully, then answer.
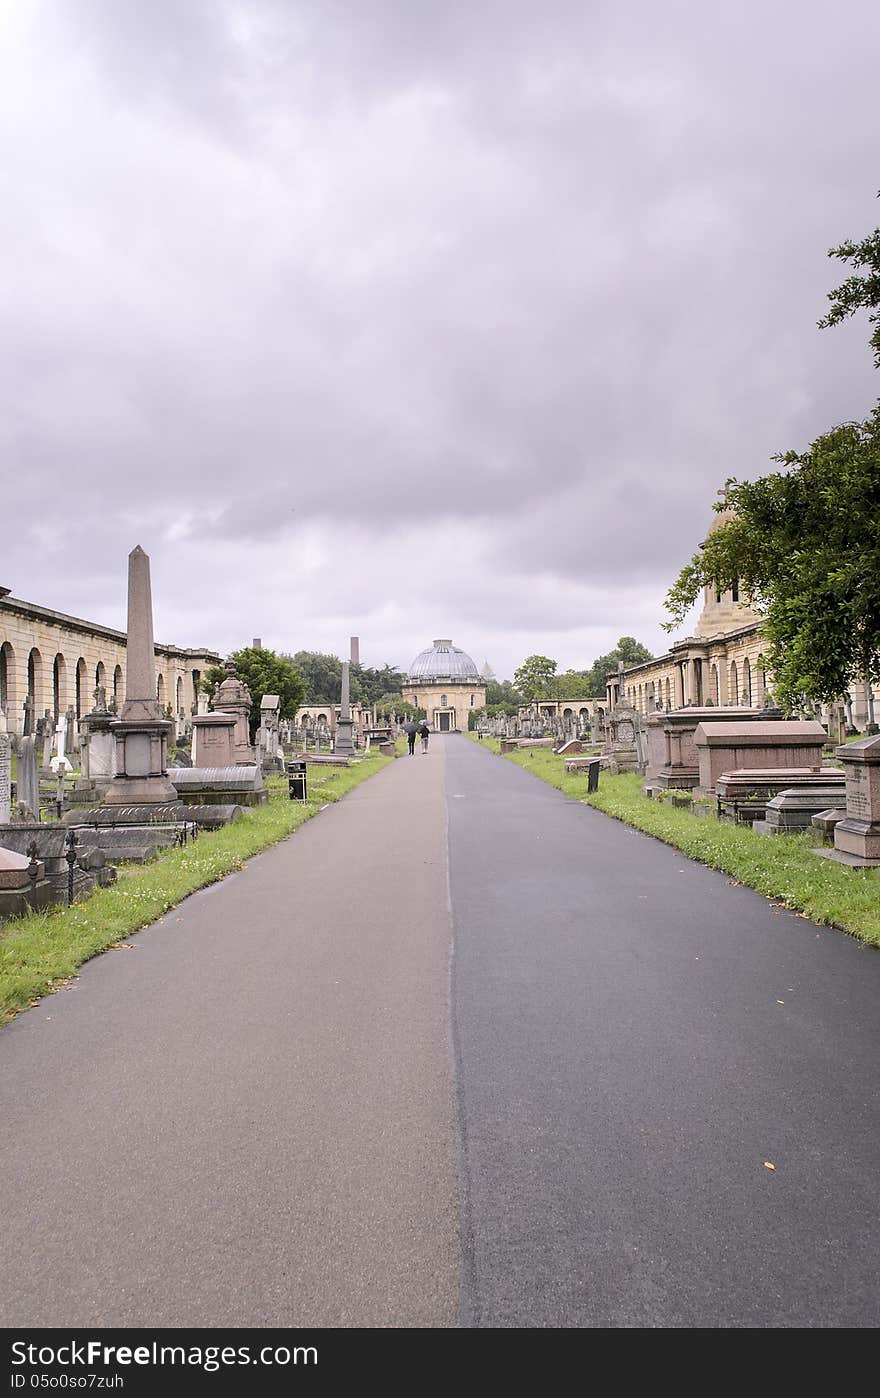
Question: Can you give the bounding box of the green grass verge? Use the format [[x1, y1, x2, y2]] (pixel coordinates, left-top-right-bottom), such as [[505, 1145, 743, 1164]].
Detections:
[[0, 751, 395, 1026], [469, 734, 880, 947]]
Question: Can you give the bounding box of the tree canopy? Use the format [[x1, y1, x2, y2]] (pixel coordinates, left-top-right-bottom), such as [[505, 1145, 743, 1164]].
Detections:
[[288, 651, 407, 707], [666, 201, 880, 712], [513, 655, 557, 701], [203, 647, 306, 733], [485, 678, 523, 710], [818, 191, 880, 367], [583, 638, 653, 697], [664, 408, 880, 710]]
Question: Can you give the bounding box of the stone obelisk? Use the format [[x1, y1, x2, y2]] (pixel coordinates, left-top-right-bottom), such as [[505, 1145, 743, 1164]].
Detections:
[[334, 661, 355, 759], [105, 546, 179, 805]]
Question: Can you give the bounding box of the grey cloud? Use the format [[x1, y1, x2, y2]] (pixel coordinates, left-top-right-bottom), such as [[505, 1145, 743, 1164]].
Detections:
[[2, 0, 878, 673]]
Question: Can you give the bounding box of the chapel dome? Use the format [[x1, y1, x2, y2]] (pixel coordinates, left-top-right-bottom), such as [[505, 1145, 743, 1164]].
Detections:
[[407, 639, 481, 683]]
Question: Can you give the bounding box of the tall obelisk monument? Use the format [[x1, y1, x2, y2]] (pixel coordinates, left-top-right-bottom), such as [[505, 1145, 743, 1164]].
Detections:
[[105, 546, 178, 805]]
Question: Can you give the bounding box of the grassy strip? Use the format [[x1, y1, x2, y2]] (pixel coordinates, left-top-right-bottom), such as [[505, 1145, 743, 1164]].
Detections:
[[0, 752, 395, 1025], [470, 735, 880, 946]]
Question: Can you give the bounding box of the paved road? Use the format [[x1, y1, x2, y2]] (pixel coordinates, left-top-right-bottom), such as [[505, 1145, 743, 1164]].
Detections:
[[1, 735, 878, 1327]]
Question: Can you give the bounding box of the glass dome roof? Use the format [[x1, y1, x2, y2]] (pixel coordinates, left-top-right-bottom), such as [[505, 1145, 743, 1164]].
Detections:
[[407, 639, 481, 682]]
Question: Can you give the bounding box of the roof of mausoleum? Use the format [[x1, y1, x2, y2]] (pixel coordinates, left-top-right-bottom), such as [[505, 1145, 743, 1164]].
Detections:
[[407, 639, 481, 683]]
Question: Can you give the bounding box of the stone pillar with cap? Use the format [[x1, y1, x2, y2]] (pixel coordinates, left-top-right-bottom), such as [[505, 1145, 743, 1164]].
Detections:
[[334, 661, 355, 759], [211, 659, 255, 765], [105, 546, 179, 805]]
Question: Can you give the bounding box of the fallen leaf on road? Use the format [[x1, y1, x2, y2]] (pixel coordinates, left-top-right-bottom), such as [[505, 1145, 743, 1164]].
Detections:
[[776, 999, 784, 1004], [764, 1161, 776, 1171]]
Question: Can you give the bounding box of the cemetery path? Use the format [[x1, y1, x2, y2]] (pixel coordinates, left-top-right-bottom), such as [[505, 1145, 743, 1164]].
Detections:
[[0, 746, 460, 1328], [448, 735, 880, 1327], [3, 734, 880, 1329]]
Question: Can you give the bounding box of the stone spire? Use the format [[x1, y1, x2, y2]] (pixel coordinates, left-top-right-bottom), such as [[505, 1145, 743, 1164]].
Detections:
[[121, 546, 161, 722]]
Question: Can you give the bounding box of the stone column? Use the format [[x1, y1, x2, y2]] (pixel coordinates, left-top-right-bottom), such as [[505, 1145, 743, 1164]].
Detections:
[[105, 546, 178, 805], [335, 662, 355, 759], [0, 728, 11, 824]]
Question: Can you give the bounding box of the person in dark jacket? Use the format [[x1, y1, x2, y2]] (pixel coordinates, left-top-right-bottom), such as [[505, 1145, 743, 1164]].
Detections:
[[418, 719, 430, 753], [403, 719, 418, 755]]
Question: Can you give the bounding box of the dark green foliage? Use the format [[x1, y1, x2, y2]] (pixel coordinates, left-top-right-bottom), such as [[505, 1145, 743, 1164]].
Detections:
[[818, 193, 880, 367], [513, 655, 557, 701], [203, 647, 306, 732], [486, 679, 523, 709], [289, 651, 407, 706], [583, 638, 654, 697], [664, 407, 880, 709]]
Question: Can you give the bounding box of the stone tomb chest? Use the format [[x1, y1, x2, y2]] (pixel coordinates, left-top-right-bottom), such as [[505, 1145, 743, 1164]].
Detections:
[[693, 720, 827, 796], [643, 706, 765, 792]]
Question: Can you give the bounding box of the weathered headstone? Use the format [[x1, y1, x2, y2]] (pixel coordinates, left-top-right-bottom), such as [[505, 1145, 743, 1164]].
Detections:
[[211, 659, 255, 765], [0, 731, 11, 824], [192, 711, 236, 768], [15, 736, 39, 819], [823, 734, 880, 867]]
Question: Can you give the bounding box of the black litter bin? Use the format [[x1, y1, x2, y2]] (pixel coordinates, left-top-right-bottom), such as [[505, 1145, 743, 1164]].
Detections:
[[288, 759, 307, 801], [587, 759, 600, 793]]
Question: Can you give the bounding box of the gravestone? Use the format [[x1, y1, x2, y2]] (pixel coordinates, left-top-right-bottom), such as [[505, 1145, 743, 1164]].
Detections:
[[609, 705, 639, 775], [50, 716, 72, 773], [192, 711, 236, 768], [693, 720, 826, 795], [0, 730, 11, 824], [15, 736, 39, 819], [822, 734, 880, 867], [211, 659, 255, 765]]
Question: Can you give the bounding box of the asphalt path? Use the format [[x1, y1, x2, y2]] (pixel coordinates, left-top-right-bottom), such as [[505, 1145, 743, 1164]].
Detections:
[[1, 734, 878, 1327], [0, 745, 459, 1327], [448, 736, 880, 1327]]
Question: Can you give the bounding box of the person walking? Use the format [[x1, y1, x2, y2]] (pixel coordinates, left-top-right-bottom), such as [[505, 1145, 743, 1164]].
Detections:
[[403, 719, 418, 756], [418, 719, 430, 753]]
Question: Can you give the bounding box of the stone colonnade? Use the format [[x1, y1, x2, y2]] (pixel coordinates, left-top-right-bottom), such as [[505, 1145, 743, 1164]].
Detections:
[[0, 592, 218, 739]]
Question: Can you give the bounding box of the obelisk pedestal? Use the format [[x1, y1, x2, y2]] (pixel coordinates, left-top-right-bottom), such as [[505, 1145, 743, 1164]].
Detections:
[[334, 661, 355, 759], [105, 546, 179, 805]]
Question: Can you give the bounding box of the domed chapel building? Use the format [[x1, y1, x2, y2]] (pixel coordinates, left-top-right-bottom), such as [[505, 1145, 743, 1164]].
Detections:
[[406, 640, 486, 732]]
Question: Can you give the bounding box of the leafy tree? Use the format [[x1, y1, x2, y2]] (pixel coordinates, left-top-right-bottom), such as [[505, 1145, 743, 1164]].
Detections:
[[356, 663, 407, 706], [584, 638, 654, 698], [664, 406, 880, 710], [486, 678, 523, 710], [556, 669, 593, 698], [287, 651, 343, 704], [818, 192, 880, 367], [375, 692, 424, 720], [203, 647, 306, 734], [513, 655, 557, 702]]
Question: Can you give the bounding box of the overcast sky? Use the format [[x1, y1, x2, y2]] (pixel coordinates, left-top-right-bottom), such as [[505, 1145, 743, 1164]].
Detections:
[[2, 1, 877, 679]]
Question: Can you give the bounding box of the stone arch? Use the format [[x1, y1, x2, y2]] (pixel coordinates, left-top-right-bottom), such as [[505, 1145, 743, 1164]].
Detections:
[[176, 676, 184, 714], [755, 655, 766, 705], [113, 664, 123, 707], [711, 664, 720, 704], [743, 656, 752, 706], [441, 694, 448, 707], [157, 672, 166, 707], [665, 677, 671, 708], [75, 657, 88, 717], [191, 669, 201, 714], [579, 707, 588, 719], [0, 640, 15, 714], [27, 647, 44, 725], [563, 706, 573, 717], [95, 660, 106, 692], [53, 653, 67, 721], [729, 660, 738, 706]]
